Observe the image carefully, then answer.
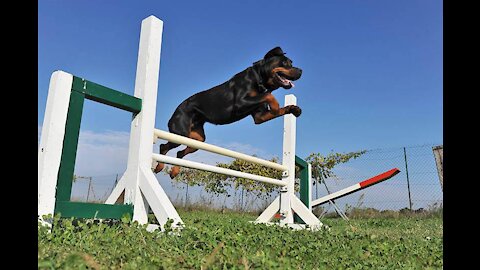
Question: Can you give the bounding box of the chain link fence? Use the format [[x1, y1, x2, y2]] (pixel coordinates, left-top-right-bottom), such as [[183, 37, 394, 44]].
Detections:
[[71, 174, 121, 203], [314, 144, 443, 215], [70, 143, 443, 215]]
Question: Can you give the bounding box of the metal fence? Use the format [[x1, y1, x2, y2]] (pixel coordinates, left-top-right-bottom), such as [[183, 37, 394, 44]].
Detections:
[[70, 143, 443, 214], [315, 143, 443, 213]]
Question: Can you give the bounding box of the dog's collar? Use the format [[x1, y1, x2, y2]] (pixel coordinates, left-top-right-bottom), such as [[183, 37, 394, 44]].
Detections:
[[257, 80, 268, 93], [251, 62, 269, 93]]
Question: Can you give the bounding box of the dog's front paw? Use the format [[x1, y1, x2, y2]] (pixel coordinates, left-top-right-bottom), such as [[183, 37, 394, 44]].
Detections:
[[288, 105, 302, 117]]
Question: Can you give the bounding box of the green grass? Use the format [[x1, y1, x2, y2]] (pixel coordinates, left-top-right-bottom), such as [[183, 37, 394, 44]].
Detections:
[[38, 209, 443, 269]]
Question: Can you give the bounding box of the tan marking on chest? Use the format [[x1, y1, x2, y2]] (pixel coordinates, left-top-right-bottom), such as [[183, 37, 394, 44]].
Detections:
[[248, 90, 258, 97]]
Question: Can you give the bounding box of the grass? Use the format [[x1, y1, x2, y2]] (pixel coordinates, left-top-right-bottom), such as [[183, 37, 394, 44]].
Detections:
[[38, 208, 443, 269]]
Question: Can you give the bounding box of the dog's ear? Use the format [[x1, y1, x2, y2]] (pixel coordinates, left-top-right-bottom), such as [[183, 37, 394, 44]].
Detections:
[[264, 47, 285, 59]]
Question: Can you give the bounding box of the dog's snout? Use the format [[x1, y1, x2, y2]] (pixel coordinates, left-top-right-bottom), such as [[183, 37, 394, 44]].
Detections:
[[294, 68, 302, 79]]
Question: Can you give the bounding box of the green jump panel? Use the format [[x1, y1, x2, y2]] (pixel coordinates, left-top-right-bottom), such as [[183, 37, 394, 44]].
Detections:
[[295, 155, 309, 169], [295, 156, 310, 209], [294, 156, 310, 224], [56, 90, 85, 202], [71, 76, 142, 113], [53, 75, 142, 222], [55, 201, 133, 219]]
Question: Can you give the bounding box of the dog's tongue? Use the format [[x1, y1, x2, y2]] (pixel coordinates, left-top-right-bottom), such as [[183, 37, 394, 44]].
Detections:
[[279, 74, 294, 88]]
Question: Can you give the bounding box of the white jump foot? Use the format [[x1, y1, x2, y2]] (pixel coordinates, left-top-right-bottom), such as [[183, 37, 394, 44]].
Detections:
[[249, 221, 329, 232]]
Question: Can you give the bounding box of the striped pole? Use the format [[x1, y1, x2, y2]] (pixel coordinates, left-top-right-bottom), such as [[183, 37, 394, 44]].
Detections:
[[311, 168, 400, 207]]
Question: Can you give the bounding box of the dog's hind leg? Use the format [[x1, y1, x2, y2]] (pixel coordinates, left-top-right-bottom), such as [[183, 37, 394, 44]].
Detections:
[[153, 142, 180, 173], [169, 124, 206, 178], [153, 109, 192, 174]]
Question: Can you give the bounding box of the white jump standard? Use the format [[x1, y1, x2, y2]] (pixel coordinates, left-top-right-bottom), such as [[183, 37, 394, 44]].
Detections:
[[152, 95, 323, 230], [38, 16, 176, 230]]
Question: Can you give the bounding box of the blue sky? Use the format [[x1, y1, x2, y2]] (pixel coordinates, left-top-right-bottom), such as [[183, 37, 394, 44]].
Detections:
[[38, 1, 442, 183]]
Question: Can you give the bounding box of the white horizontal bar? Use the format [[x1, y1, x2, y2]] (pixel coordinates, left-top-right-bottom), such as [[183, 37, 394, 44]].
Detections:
[[154, 129, 288, 172], [311, 183, 361, 207], [152, 153, 286, 186]]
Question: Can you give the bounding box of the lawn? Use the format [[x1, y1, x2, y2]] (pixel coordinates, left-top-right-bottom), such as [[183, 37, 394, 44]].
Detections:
[[38, 209, 443, 269]]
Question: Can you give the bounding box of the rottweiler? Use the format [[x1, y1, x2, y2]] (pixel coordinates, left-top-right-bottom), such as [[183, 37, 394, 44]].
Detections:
[[153, 46, 303, 178]]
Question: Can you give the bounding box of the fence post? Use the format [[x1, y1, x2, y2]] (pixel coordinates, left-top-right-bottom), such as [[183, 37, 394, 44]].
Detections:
[[241, 187, 244, 211], [432, 145, 443, 191], [86, 177, 92, 202], [185, 182, 189, 207], [403, 147, 413, 210]]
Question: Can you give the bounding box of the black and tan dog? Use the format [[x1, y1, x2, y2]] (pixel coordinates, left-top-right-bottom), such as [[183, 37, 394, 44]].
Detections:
[[154, 47, 303, 178]]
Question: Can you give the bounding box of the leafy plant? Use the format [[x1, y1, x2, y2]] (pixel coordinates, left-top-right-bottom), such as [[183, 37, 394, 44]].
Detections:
[[306, 150, 367, 186]]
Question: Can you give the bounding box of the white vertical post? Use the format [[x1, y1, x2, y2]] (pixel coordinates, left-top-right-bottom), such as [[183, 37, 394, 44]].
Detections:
[[279, 94, 297, 225], [124, 16, 164, 223], [105, 16, 183, 230], [38, 71, 73, 220]]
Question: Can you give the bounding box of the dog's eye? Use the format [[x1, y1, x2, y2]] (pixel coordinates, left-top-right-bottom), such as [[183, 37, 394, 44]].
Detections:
[[282, 61, 289, 67]]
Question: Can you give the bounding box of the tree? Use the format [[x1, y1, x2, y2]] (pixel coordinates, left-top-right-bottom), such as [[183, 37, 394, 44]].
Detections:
[[306, 150, 366, 185]]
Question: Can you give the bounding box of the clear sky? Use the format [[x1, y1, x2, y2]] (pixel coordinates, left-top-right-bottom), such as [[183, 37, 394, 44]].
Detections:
[[38, 0, 442, 179]]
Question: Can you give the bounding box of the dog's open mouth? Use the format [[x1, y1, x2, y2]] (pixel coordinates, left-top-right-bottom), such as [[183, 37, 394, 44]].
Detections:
[[275, 72, 295, 88]]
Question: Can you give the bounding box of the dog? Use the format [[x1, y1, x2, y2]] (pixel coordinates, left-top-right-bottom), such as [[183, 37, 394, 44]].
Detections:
[[153, 46, 303, 178]]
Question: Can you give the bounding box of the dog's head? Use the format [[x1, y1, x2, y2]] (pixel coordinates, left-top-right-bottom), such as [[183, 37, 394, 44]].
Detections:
[[254, 47, 302, 90]]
